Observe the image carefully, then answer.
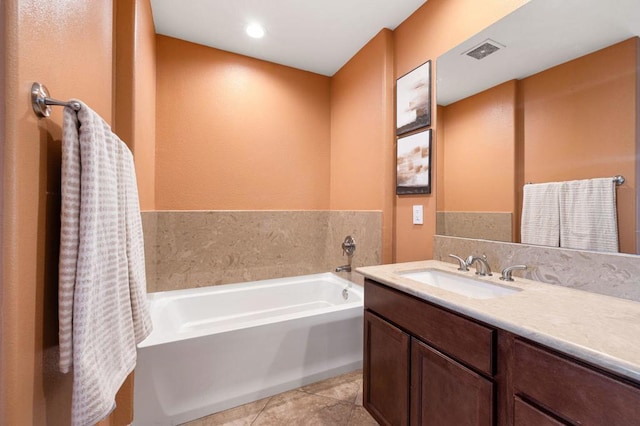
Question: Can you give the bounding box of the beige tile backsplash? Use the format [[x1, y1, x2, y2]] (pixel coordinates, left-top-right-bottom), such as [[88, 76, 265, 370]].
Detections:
[[141, 210, 382, 293], [140, 212, 639, 302], [436, 212, 512, 242], [433, 235, 640, 302]]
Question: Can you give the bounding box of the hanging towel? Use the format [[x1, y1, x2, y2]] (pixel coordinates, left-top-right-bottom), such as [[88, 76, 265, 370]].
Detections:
[[521, 182, 561, 247], [59, 101, 153, 426], [559, 177, 619, 252]]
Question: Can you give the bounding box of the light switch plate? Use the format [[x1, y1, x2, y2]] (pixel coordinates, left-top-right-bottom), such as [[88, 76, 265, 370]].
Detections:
[[413, 205, 423, 225]]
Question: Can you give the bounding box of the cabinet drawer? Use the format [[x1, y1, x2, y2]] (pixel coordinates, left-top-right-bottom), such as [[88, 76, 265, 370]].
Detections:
[[365, 279, 495, 375], [514, 397, 566, 426], [513, 339, 640, 425]]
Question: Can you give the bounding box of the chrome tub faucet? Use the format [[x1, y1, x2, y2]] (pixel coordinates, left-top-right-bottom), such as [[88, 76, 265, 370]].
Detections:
[[335, 236, 356, 273]]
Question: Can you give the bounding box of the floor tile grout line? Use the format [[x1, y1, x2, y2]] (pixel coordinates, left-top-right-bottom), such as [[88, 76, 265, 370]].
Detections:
[[249, 396, 272, 426], [298, 389, 358, 409], [298, 386, 361, 406], [346, 404, 357, 426]]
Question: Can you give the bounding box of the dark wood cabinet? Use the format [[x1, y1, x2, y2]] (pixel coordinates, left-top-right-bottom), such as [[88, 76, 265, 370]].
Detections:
[[410, 338, 493, 425], [363, 278, 640, 426], [365, 278, 494, 375], [513, 339, 640, 425], [364, 279, 496, 425], [363, 310, 410, 426]]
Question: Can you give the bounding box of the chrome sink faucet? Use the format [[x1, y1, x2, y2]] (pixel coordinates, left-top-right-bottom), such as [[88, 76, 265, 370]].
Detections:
[[466, 255, 492, 276]]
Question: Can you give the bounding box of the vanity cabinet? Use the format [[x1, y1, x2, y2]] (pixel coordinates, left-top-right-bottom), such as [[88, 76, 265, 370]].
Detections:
[[363, 278, 640, 426], [364, 279, 495, 426], [512, 339, 640, 425]]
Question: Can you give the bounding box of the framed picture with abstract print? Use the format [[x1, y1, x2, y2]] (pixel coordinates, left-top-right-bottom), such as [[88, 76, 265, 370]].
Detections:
[[396, 129, 431, 195], [396, 60, 431, 135]]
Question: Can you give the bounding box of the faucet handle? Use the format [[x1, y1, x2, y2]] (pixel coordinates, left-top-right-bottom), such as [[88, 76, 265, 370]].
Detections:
[[500, 265, 527, 282], [341, 236, 356, 257], [448, 254, 469, 271]]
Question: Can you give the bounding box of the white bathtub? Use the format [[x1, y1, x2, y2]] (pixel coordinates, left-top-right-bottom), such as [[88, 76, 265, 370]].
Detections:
[[133, 273, 364, 425]]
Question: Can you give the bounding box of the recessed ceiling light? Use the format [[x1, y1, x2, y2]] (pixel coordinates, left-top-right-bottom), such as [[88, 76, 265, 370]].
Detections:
[[246, 23, 265, 39]]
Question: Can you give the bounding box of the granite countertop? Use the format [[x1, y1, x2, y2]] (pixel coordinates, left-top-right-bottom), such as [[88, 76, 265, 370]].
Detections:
[[356, 260, 640, 383]]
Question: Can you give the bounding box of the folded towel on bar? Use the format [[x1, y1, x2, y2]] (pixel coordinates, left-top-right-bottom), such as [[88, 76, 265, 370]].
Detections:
[[559, 177, 619, 252], [521, 182, 561, 247], [59, 101, 153, 426]]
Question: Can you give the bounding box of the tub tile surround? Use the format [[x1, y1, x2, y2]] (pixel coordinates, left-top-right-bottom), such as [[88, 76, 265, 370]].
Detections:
[[142, 210, 382, 292], [182, 370, 377, 426], [328, 211, 384, 287], [434, 235, 640, 302], [141, 212, 157, 289], [436, 211, 513, 242]]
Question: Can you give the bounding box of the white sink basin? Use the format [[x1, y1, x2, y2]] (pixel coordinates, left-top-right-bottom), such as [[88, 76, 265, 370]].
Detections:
[[397, 269, 521, 299]]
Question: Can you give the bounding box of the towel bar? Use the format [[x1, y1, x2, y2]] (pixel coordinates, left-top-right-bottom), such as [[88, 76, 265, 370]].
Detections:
[[31, 82, 81, 118], [526, 176, 625, 186]]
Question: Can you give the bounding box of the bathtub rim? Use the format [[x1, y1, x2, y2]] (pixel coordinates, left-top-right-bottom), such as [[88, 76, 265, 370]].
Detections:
[[146, 272, 361, 300], [139, 272, 363, 348]]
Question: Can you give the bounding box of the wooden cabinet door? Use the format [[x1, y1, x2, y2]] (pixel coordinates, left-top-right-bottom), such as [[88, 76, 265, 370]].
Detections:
[[411, 338, 493, 426], [364, 310, 410, 426]]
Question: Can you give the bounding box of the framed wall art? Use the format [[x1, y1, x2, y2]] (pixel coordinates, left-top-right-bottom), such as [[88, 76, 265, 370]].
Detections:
[[396, 60, 431, 136], [396, 129, 432, 195]]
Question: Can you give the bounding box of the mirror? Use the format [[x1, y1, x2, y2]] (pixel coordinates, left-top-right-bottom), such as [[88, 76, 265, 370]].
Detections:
[[435, 0, 640, 255]]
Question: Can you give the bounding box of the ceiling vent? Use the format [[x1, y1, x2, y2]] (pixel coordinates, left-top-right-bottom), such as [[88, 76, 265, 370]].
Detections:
[[464, 39, 504, 60]]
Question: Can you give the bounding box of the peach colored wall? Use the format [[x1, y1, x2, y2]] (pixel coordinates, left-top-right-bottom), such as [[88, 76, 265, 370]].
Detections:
[[1, 0, 113, 424], [115, 0, 157, 211], [393, 0, 528, 262], [151, 0, 528, 262], [435, 105, 446, 204], [330, 29, 395, 263], [522, 38, 638, 253], [441, 80, 517, 213], [155, 36, 331, 210], [133, 0, 157, 211], [0, 0, 6, 419]]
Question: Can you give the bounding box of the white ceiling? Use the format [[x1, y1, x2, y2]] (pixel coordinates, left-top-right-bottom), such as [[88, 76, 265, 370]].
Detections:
[[437, 0, 640, 105], [150, 0, 427, 76]]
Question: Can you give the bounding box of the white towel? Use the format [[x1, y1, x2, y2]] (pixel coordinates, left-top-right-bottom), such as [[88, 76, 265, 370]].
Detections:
[[521, 182, 561, 247], [59, 101, 153, 426], [559, 178, 619, 252]]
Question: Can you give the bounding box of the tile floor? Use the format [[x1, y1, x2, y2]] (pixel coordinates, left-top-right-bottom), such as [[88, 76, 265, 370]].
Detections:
[[182, 370, 379, 425]]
